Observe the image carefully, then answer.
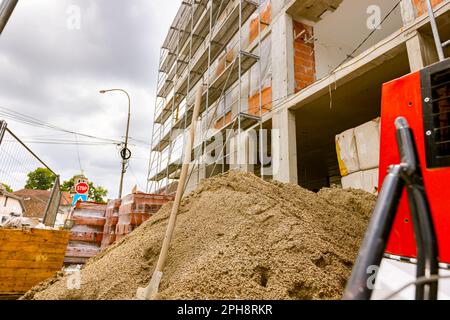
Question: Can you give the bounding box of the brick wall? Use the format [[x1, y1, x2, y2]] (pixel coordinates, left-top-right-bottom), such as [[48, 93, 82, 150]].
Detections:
[[412, 0, 443, 16], [293, 21, 316, 93]]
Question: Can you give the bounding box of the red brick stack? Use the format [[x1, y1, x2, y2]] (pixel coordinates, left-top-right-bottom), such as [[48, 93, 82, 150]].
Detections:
[[115, 192, 173, 242], [64, 202, 107, 264], [100, 199, 121, 250], [293, 21, 316, 93]]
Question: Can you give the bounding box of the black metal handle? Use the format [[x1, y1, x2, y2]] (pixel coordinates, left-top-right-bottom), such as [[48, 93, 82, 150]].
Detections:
[[343, 117, 439, 300]]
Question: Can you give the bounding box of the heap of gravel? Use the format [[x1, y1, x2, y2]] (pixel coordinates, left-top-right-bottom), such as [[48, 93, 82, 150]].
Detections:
[[23, 171, 376, 300]]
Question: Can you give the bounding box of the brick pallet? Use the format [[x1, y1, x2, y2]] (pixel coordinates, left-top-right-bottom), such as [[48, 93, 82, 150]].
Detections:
[[115, 192, 173, 242], [64, 202, 106, 264], [100, 199, 121, 250]]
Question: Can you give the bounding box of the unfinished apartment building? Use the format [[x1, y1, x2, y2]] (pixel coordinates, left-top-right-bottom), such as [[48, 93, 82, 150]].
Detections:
[[147, 0, 450, 195]]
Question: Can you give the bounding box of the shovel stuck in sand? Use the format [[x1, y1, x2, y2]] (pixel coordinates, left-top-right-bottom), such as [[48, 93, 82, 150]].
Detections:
[[136, 86, 203, 300]]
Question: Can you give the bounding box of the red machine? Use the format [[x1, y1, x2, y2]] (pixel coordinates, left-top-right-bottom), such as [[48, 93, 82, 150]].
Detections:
[[380, 59, 450, 264], [344, 59, 450, 300]]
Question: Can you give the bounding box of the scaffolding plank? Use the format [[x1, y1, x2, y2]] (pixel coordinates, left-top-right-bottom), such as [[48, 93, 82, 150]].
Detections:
[[154, 94, 184, 125], [153, 50, 257, 153], [160, 52, 177, 74], [174, 0, 257, 106], [148, 163, 180, 182], [210, 0, 258, 51], [208, 51, 259, 105]]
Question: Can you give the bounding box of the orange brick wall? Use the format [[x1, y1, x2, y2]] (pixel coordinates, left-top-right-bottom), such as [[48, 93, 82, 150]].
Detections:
[[293, 21, 316, 93], [215, 111, 232, 130], [249, 0, 272, 44], [412, 0, 443, 16], [248, 87, 272, 116]]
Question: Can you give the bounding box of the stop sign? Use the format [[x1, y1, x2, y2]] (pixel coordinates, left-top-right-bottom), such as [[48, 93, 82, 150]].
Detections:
[[75, 182, 89, 194]]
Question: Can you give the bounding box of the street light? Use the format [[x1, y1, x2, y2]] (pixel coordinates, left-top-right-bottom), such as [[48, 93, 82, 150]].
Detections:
[[99, 88, 131, 199]]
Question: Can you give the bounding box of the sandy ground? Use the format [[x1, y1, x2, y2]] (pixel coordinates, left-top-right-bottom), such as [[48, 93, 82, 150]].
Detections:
[[23, 171, 376, 300]]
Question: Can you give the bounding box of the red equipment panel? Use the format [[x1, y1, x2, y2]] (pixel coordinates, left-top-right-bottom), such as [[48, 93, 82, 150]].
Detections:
[[380, 61, 450, 263]]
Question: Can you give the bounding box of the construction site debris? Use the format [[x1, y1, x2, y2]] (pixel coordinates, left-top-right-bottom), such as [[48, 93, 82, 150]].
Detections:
[[115, 192, 173, 242], [100, 199, 121, 250], [64, 202, 106, 265], [23, 171, 376, 300]]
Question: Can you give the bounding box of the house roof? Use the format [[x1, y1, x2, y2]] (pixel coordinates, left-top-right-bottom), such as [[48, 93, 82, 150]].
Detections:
[[12, 189, 72, 218], [14, 189, 51, 200]]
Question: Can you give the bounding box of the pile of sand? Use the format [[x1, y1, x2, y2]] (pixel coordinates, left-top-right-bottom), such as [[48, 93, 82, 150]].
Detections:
[[23, 171, 376, 300]]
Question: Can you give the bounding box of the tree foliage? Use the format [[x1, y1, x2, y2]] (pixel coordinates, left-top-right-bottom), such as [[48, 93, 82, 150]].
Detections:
[[24, 168, 55, 190], [1, 183, 13, 193], [61, 176, 108, 203]]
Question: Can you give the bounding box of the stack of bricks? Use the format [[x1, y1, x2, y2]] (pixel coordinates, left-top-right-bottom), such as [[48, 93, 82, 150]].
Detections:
[[115, 192, 174, 242], [293, 21, 316, 93], [64, 202, 107, 264], [100, 199, 121, 250]]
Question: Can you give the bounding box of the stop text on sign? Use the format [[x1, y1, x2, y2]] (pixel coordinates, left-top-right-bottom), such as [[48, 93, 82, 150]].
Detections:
[[75, 182, 89, 194]]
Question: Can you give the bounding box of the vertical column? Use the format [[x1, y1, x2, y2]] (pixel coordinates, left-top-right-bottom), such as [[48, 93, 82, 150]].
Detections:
[[270, 1, 297, 184], [271, 7, 295, 102], [272, 108, 297, 184], [229, 131, 255, 173], [401, 0, 439, 71]]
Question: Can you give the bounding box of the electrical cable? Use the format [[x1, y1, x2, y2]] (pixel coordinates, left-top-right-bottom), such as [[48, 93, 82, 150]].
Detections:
[[383, 275, 450, 300]]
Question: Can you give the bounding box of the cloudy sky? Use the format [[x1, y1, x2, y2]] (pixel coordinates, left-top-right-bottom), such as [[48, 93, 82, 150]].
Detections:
[[0, 0, 179, 198]]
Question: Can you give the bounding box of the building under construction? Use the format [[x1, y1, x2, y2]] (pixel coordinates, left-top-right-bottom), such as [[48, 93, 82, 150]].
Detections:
[[147, 0, 450, 195]]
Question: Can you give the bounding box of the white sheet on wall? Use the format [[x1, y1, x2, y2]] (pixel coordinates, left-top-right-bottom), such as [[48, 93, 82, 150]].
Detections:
[[336, 128, 360, 176], [355, 118, 380, 171]]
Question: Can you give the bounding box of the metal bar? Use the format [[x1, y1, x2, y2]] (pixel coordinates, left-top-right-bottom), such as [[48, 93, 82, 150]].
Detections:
[[442, 39, 450, 48], [5, 128, 56, 175], [425, 0, 445, 61], [42, 175, 61, 227], [258, 0, 263, 180], [411, 185, 439, 299], [0, 120, 7, 145], [343, 164, 405, 300], [0, 0, 18, 35]]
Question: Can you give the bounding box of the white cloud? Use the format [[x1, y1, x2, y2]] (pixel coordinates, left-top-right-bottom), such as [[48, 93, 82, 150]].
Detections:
[[0, 0, 179, 198]]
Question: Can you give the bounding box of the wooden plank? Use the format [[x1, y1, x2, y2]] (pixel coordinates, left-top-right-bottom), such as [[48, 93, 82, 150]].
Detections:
[[0, 259, 64, 269], [0, 267, 57, 278], [0, 229, 70, 243], [0, 254, 64, 269], [0, 243, 68, 254]]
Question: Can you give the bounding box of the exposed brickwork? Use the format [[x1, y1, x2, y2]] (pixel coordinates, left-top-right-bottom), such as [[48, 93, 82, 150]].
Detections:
[[412, 0, 443, 16], [249, 0, 272, 44], [293, 21, 316, 93], [248, 87, 272, 116]]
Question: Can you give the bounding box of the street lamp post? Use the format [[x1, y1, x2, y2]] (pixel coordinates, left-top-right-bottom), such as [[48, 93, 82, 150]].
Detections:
[[0, 0, 18, 35], [99, 88, 131, 199]]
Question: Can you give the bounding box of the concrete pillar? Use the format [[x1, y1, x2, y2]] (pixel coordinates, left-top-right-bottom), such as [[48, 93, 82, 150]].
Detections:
[[229, 131, 254, 173], [401, 0, 439, 71], [270, 3, 297, 184], [272, 108, 298, 184], [271, 8, 295, 102], [406, 31, 439, 71]]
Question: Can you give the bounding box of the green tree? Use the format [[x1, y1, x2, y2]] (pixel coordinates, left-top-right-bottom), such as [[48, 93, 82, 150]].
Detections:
[[24, 168, 55, 190], [1, 183, 13, 193], [61, 176, 108, 204]]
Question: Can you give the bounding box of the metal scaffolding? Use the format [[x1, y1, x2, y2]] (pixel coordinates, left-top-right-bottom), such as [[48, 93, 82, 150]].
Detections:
[[147, 0, 267, 194]]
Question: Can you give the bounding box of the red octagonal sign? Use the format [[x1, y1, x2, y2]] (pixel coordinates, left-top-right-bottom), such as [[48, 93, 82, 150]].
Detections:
[[75, 182, 89, 195]]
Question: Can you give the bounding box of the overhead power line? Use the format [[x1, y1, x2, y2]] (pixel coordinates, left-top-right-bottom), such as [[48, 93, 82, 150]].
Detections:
[[0, 106, 124, 145]]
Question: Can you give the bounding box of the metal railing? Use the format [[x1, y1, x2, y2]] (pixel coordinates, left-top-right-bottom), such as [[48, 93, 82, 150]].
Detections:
[[0, 120, 61, 227]]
